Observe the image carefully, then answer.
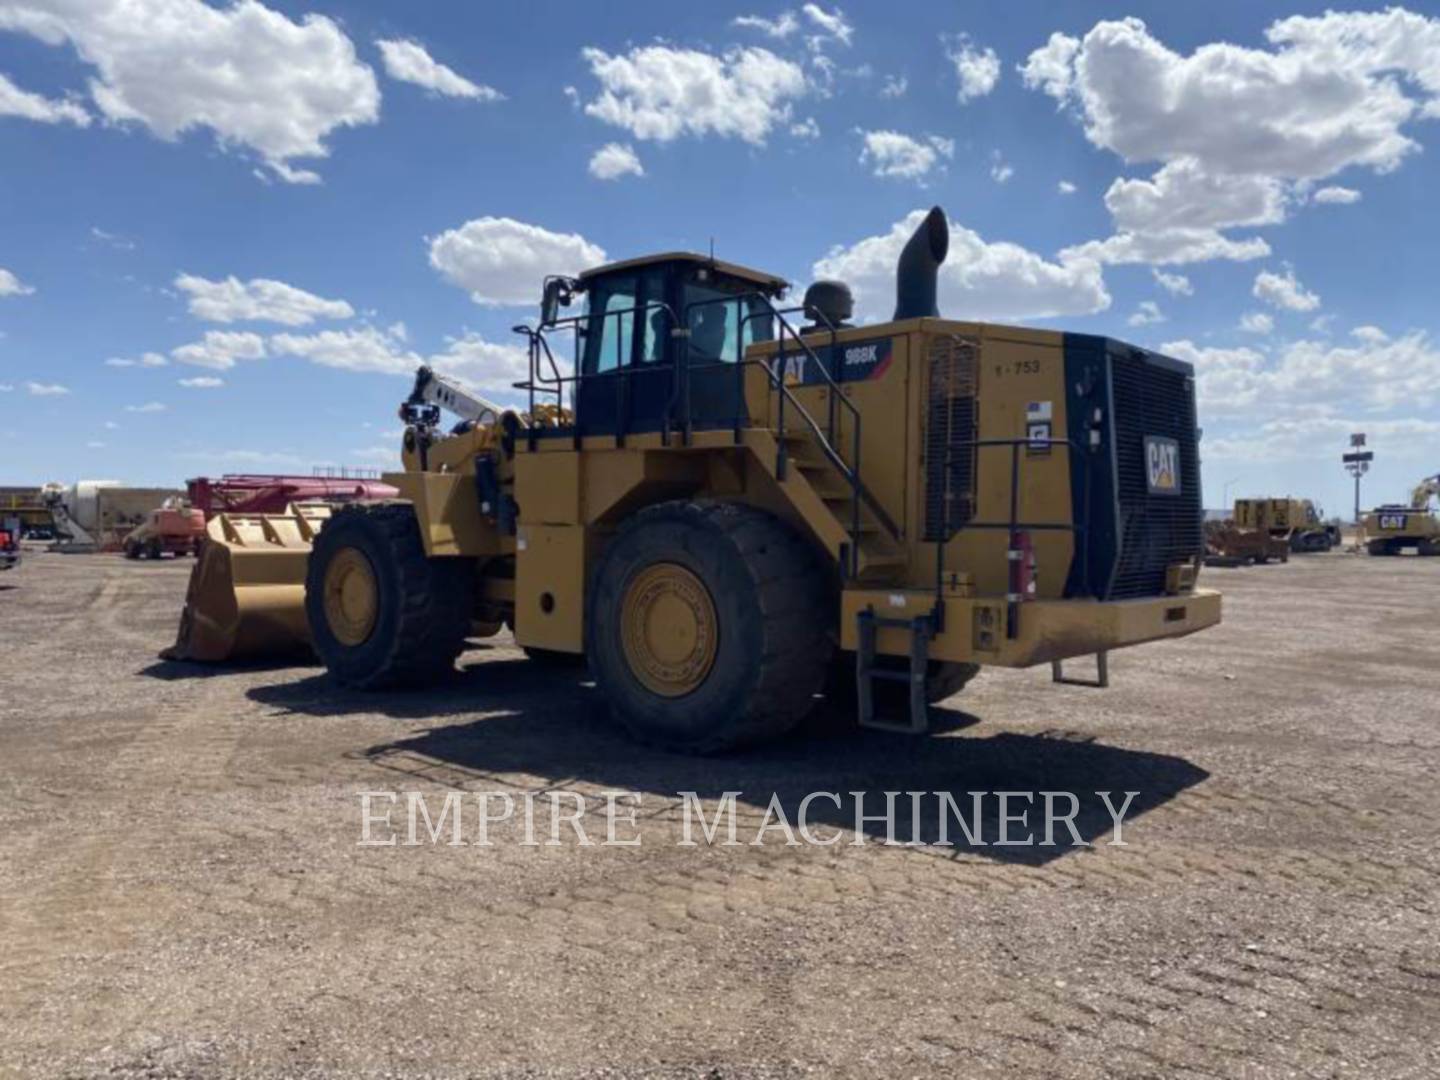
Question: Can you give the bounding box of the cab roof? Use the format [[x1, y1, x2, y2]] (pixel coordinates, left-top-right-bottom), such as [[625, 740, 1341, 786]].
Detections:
[[577, 252, 788, 293]]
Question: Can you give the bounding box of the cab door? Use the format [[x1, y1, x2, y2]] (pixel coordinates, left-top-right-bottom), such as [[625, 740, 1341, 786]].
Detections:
[[577, 269, 674, 437]]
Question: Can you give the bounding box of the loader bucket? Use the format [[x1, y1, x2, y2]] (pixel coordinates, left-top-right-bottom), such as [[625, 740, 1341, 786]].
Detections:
[[162, 503, 332, 663]]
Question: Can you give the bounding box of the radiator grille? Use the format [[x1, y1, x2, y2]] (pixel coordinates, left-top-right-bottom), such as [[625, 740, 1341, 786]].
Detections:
[[924, 335, 978, 542], [1110, 351, 1203, 599]]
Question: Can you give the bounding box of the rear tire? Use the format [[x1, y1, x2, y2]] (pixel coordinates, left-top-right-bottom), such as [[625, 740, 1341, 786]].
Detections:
[[305, 503, 474, 689], [586, 501, 833, 754]]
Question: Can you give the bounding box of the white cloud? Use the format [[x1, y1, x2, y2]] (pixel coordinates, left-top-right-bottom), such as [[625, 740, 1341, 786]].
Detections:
[[428, 216, 606, 307], [105, 351, 168, 367], [26, 381, 69, 395], [0, 383, 11, 392], [1253, 266, 1320, 312], [171, 330, 267, 370], [0, 267, 35, 296], [1021, 12, 1440, 269], [269, 325, 420, 375], [0, 70, 89, 125], [1018, 31, 1080, 100], [1239, 311, 1274, 334], [1060, 228, 1269, 267], [859, 130, 954, 181], [428, 333, 531, 401], [174, 273, 354, 325], [879, 74, 907, 99], [989, 150, 1013, 184], [0, 0, 380, 183], [1351, 325, 1389, 344], [946, 36, 1000, 103], [1313, 185, 1362, 205], [1021, 13, 1440, 180], [90, 225, 134, 250], [268, 324, 528, 396], [1104, 158, 1289, 233], [732, 12, 800, 39], [814, 208, 1110, 323], [1166, 329, 1440, 418], [800, 4, 853, 49], [179, 375, 224, 388], [580, 45, 807, 145], [1127, 300, 1165, 327], [587, 142, 644, 181], [125, 401, 166, 413], [375, 39, 501, 102], [789, 116, 820, 138], [1152, 269, 1192, 296], [103, 420, 119, 429], [1057, 180, 1077, 195], [86, 440, 106, 449], [1203, 414, 1440, 463]]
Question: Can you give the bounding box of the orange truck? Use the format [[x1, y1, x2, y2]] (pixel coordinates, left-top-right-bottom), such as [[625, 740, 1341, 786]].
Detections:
[[122, 504, 206, 559]]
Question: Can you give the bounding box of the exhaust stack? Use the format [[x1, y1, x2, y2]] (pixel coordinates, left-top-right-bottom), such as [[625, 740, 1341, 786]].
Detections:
[[893, 206, 949, 321]]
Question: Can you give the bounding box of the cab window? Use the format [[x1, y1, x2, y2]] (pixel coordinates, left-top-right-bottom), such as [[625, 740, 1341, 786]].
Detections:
[[583, 276, 635, 374], [684, 282, 774, 363]]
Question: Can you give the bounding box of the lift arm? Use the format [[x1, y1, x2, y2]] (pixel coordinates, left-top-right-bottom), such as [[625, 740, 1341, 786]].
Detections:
[[400, 365, 508, 429]]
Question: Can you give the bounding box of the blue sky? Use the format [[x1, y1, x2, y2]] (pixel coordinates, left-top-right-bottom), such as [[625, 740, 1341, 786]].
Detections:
[[2, 1, 1439, 516]]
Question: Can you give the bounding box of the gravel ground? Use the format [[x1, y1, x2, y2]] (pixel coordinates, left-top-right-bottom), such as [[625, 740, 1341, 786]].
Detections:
[[1, 546, 1438, 1079]]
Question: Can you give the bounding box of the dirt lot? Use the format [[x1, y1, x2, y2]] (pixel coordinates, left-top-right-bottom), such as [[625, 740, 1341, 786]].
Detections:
[[2, 547, 1438, 1078]]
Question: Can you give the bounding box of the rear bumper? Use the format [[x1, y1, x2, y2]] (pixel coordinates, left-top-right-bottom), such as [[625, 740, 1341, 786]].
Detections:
[[840, 588, 1222, 667]]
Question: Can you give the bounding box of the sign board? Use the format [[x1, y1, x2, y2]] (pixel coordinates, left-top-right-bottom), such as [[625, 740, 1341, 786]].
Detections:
[[1144, 436, 1182, 496]]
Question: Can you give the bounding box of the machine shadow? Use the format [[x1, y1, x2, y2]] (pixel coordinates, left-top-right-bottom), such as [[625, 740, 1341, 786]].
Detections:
[[248, 655, 1210, 865], [139, 657, 320, 681]]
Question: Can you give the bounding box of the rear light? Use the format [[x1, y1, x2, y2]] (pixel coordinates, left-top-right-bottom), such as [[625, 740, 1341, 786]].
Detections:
[[1007, 529, 1037, 603]]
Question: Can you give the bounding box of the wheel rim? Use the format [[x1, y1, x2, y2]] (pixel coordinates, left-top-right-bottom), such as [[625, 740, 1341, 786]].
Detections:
[[620, 563, 718, 697], [323, 546, 379, 647]]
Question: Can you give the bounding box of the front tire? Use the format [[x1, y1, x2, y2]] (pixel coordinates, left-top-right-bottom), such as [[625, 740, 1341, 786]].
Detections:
[[586, 501, 833, 754], [305, 503, 474, 689]]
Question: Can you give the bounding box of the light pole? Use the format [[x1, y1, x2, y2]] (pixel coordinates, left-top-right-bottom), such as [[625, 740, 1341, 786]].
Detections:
[[1222, 476, 1240, 512], [1343, 433, 1373, 524]]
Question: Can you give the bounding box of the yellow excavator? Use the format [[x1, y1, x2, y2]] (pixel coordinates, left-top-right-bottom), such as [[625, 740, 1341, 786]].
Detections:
[[166, 207, 1221, 750], [1363, 474, 1440, 556]]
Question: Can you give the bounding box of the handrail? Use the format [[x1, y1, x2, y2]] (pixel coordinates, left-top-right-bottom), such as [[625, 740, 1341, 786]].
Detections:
[[510, 292, 886, 578], [680, 293, 875, 576], [512, 300, 677, 449], [932, 436, 1092, 637]]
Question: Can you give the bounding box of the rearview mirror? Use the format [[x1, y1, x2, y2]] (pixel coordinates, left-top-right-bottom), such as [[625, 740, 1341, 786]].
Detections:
[[541, 278, 575, 327]]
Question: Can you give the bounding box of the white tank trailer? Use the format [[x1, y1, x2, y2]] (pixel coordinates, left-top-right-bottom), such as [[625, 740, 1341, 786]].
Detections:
[[43, 481, 185, 551]]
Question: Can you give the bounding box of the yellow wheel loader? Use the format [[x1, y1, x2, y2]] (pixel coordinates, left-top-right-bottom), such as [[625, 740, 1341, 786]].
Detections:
[[1363, 473, 1440, 556], [167, 206, 1221, 751]]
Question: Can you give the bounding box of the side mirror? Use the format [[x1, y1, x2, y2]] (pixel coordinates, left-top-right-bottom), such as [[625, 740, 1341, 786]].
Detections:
[[541, 278, 576, 327]]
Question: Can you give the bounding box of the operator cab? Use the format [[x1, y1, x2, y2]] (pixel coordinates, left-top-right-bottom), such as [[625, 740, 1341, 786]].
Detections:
[[541, 253, 787, 437]]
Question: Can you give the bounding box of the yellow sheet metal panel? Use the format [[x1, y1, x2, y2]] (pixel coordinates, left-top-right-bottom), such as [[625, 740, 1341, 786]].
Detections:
[[939, 327, 1074, 599], [515, 452, 580, 524], [839, 587, 1221, 666], [385, 470, 495, 557], [514, 524, 587, 652]]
